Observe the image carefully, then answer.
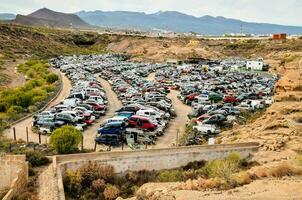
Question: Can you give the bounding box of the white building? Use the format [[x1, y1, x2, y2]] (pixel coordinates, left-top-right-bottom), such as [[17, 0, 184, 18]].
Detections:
[[246, 57, 264, 71]]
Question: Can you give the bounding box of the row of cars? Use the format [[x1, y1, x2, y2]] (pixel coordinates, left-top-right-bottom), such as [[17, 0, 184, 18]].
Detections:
[[33, 56, 109, 134], [93, 56, 175, 147], [153, 62, 278, 145], [46, 54, 174, 148]]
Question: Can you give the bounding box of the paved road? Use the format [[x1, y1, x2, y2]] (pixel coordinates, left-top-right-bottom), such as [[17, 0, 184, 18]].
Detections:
[[4, 72, 72, 144], [83, 77, 122, 150]]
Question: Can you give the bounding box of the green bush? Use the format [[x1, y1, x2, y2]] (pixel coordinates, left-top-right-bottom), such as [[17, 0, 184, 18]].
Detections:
[[46, 73, 59, 84], [0, 60, 57, 121], [202, 152, 241, 180], [156, 170, 183, 182], [7, 105, 23, 120], [28, 105, 38, 113], [49, 126, 82, 154]]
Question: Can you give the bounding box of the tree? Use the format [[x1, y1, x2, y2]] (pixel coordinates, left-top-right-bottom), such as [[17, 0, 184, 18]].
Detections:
[[50, 126, 82, 154]]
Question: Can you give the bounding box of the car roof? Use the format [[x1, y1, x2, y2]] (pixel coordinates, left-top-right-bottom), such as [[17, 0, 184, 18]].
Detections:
[[131, 115, 150, 120], [106, 121, 124, 125]]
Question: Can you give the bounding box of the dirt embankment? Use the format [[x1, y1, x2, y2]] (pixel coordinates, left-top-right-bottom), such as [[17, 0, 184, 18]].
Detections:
[[106, 37, 302, 199]]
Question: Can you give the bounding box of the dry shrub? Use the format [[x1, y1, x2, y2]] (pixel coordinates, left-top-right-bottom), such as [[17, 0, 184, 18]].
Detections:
[[202, 152, 241, 180], [103, 185, 120, 200], [79, 161, 114, 187], [268, 163, 302, 177], [196, 177, 226, 190], [92, 179, 106, 192], [254, 167, 268, 178], [230, 172, 253, 187], [294, 154, 302, 166], [64, 170, 82, 196]]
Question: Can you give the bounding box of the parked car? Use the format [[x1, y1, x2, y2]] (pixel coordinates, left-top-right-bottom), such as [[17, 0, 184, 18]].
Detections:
[[98, 122, 126, 135], [128, 115, 157, 131]]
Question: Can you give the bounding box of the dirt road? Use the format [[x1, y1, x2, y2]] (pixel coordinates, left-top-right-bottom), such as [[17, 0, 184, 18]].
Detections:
[[83, 77, 122, 149], [155, 90, 192, 148], [146, 73, 192, 148], [3, 72, 72, 143]]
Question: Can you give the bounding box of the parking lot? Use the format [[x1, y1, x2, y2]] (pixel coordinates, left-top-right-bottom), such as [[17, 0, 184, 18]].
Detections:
[[24, 54, 277, 150]]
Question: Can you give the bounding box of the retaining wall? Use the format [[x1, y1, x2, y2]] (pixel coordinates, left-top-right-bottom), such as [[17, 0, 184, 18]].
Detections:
[[0, 155, 28, 200], [52, 143, 258, 200]]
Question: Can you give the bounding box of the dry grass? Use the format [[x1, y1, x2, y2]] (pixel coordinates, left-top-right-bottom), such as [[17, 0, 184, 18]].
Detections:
[[268, 163, 302, 177], [230, 171, 253, 186], [254, 167, 268, 178]]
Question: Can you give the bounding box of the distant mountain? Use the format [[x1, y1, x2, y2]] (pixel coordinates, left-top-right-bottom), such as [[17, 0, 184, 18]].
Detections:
[[14, 8, 90, 29], [0, 13, 16, 20], [77, 10, 302, 35]]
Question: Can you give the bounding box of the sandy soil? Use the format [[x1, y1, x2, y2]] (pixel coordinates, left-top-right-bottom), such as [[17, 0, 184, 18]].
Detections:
[[0, 59, 26, 89], [155, 90, 192, 148], [3, 71, 72, 144], [129, 177, 302, 200]]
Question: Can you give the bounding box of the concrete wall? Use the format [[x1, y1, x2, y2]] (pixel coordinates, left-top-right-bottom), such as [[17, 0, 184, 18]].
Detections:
[[59, 143, 258, 174], [0, 155, 28, 200], [38, 162, 59, 200], [53, 143, 258, 200]]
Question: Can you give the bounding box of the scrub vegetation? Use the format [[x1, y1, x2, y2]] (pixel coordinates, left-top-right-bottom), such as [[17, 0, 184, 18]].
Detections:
[[0, 60, 59, 131], [63, 153, 251, 199]]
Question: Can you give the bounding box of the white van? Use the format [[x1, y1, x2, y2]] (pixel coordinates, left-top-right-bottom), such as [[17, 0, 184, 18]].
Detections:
[[63, 98, 81, 108], [136, 109, 161, 121]]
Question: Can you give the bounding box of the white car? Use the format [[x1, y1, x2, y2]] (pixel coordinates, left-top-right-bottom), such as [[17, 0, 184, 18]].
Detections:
[[193, 124, 221, 135]]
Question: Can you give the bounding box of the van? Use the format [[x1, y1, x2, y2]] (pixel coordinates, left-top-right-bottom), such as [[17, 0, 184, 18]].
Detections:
[[136, 109, 161, 121], [63, 98, 81, 108], [53, 104, 72, 112], [68, 92, 86, 100]]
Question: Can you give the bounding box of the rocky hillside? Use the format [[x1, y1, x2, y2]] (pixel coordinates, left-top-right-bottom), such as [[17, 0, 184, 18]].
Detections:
[[77, 10, 302, 35], [14, 8, 90, 29]]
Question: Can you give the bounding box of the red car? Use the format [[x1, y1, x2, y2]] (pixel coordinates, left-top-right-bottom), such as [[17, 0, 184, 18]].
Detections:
[[186, 93, 199, 101], [83, 113, 94, 125], [223, 96, 239, 103], [192, 115, 210, 123], [128, 115, 157, 131], [85, 102, 106, 111]]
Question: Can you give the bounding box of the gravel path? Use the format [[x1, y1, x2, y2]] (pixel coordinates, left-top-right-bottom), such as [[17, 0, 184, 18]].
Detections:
[[83, 77, 122, 150], [154, 90, 192, 148], [146, 73, 192, 149]]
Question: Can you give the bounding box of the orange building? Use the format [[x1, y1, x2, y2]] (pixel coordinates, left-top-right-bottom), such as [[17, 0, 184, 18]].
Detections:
[[272, 33, 287, 40]]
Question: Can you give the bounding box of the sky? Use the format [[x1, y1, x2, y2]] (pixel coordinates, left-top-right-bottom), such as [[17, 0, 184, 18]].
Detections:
[[1, 0, 302, 26]]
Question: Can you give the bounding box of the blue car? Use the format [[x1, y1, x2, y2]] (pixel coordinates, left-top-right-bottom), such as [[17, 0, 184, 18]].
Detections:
[[116, 111, 134, 119], [97, 122, 126, 135]]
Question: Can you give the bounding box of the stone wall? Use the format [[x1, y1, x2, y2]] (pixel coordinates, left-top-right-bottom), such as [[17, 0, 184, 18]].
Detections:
[[0, 155, 28, 200]]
